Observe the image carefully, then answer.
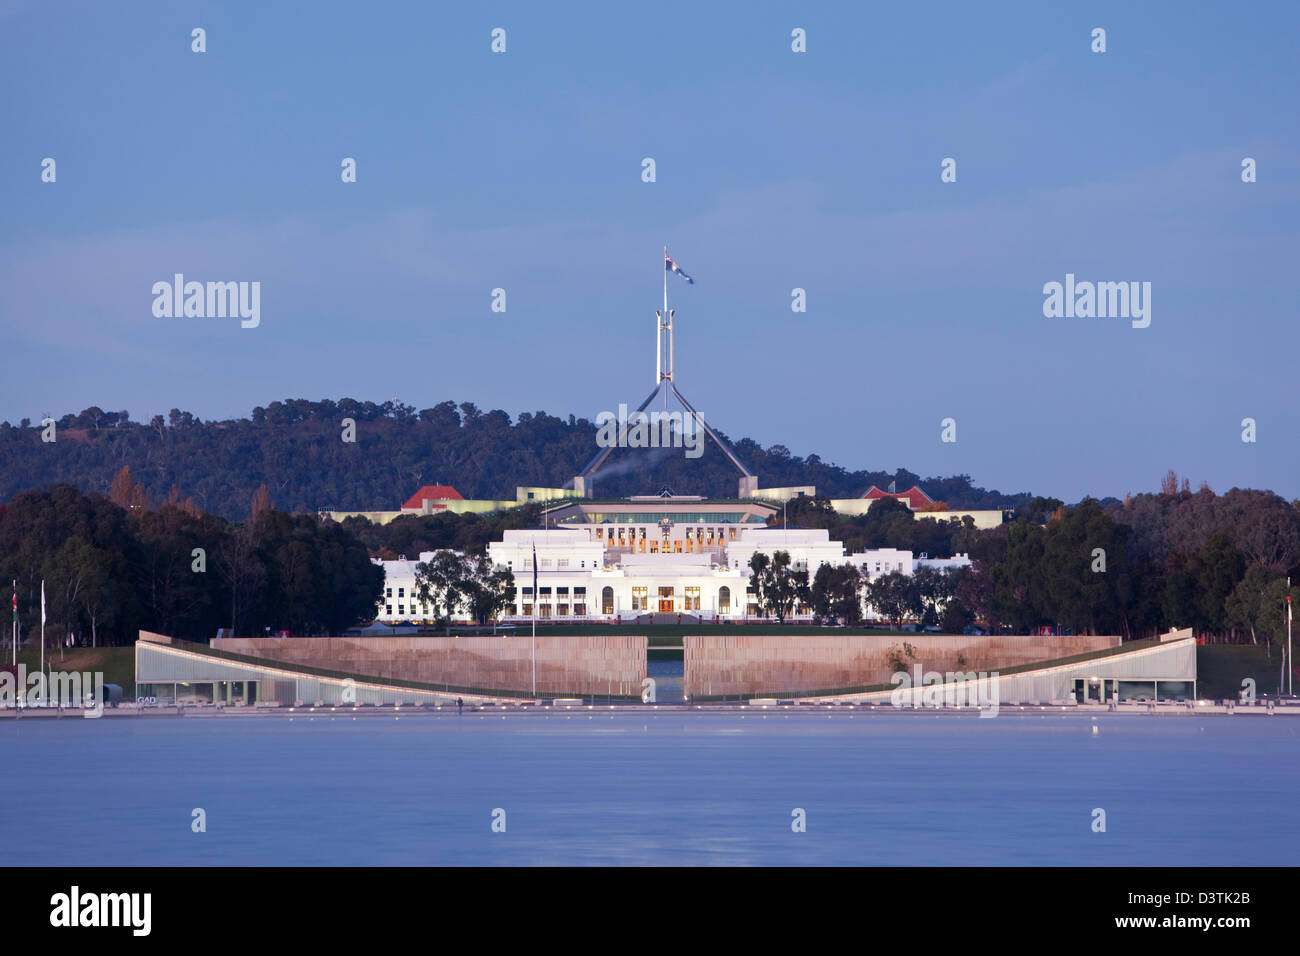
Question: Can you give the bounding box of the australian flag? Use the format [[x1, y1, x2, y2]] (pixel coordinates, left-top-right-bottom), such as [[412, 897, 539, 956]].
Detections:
[[665, 252, 694, 284]]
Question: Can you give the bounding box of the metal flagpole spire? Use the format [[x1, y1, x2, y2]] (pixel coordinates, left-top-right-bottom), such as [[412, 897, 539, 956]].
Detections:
[[657, 246, 664, 389], [661, 245, 670, 409], [578, 245, 756, 495]]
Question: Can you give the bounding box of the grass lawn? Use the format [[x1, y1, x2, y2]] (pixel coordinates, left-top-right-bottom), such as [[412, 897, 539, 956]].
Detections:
[[1197, 643, 1290, 699], [482, 623, 925, 647], [7, 645, 137, 694]]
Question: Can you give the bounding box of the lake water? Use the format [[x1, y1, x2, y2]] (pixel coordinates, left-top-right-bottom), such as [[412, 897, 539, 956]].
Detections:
[[6, 713, 1298, 866]]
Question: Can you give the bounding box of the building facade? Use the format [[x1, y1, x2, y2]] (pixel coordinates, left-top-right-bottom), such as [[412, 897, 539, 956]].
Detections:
[[371, 497, 971, 625]]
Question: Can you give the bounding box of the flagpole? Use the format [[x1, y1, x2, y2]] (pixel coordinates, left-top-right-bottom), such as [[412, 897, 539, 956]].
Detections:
[[40, 579, 45, 689], [1287, 577, 1292, 697], [10, 580, 15, 668], [531, 539, 537, 699], [662, 245, 669, 410]]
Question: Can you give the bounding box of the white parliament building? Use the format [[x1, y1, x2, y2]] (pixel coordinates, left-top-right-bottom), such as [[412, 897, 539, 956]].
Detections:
[[372, 496, 970, 624]]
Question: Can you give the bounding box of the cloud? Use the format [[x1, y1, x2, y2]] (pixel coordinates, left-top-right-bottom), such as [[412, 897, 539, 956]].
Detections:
[[3, 142, 1295, 358]]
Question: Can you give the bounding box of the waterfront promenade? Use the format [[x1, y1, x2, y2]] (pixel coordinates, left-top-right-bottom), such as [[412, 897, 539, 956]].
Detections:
[[3, 698, 1296, 719]]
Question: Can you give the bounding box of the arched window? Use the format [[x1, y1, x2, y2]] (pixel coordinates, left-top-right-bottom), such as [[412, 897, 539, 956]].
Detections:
[[602, 586, 614, 616], [718, 586, 731, 613]]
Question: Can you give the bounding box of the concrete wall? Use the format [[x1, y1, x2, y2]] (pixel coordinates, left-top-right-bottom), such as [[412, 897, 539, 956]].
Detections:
[[137, 640, 518, 705], [213, 635, 646, 697], [847, 638, 1196, 705], [683, 633, 1119, 697]]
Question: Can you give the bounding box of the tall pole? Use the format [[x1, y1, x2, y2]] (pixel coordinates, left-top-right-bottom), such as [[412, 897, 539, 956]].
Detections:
[[1287, 577, 1292, 696], [662, 246, 670, 409], [531, 539, 537, 698], [10, 580, 15, 668]]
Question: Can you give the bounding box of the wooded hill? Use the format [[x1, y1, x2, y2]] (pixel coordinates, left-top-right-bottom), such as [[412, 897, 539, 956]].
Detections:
[[0, 399, 1032, 519]]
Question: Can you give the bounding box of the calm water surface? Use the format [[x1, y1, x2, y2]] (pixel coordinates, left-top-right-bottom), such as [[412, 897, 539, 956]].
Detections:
[[5, 713, 1298, 865]]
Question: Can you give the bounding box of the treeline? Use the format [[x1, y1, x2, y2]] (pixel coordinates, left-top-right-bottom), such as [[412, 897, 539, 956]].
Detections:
[[338, 506, 552, 559], [752, 478, 1300, 652], [0, 478, 382, 646], [949, 483, 1300, 645], [0, 399, 1032, 519], [771, 494, 989, 555]]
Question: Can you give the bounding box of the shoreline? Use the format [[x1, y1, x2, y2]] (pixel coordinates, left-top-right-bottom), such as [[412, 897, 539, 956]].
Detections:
[[2, 700, 1295, 720]]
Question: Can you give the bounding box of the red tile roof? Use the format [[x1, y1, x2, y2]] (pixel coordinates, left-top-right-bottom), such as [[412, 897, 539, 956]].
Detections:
[[862, 485, 934, 509], [402, 485, 464, 510]]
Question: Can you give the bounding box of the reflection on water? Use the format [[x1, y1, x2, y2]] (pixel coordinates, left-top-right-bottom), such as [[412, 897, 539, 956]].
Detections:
[[5, 714, 1298, 866], [648, 654, 684, 703]]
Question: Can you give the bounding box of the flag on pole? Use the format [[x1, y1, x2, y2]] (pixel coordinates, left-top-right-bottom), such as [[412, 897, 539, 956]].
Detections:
[[10, 581, 15, 624], [532, 541, 538, 600], [41, 580, 46, 626], [665, 252, 694, 284]]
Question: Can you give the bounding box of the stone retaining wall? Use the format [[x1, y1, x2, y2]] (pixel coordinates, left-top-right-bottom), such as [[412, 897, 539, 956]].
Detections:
[[213, 635, 647, 697], [683, 633, 1119, 697]]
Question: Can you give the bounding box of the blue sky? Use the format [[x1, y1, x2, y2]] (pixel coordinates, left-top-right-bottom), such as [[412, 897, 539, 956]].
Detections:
[[2, 1, 1296, 503]]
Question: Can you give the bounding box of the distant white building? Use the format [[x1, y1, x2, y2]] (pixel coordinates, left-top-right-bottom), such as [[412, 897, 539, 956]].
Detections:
[[915, 553, 972, 574], [375, 554, 436, 621], [370, 497, 971, 624], [847, 547, 914, 580]]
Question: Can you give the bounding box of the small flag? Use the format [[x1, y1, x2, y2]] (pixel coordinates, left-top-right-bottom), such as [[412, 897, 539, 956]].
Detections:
[[532, 541, 538, 617], [10, 581, 15, 623], [665, 252, 694, 284], [41, 580, 46, 626]]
